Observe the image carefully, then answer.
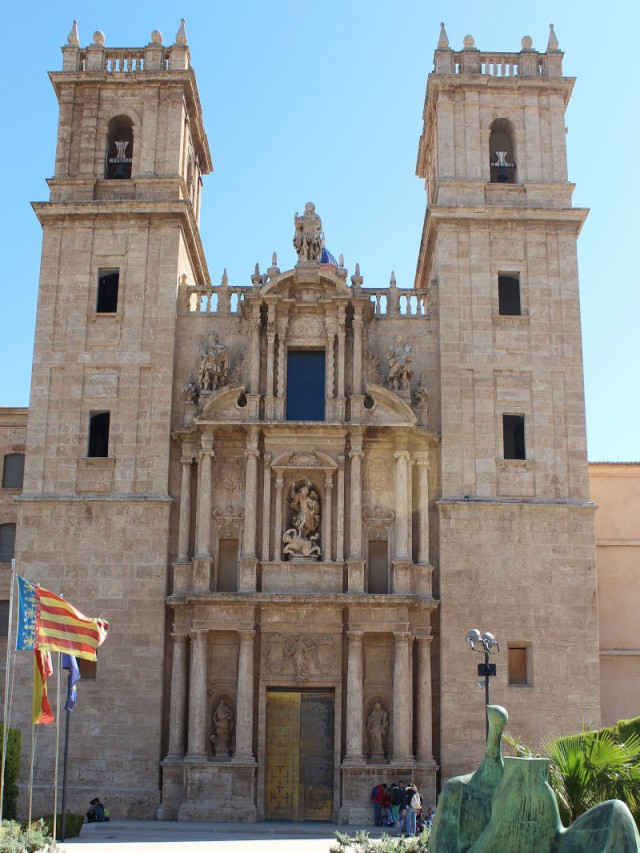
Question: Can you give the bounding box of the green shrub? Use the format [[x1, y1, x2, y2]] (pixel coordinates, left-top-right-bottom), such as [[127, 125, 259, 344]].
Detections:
[[616, 716, 640, 744], [0, 818, 57, 853], [330, 827, 431, 853], [0, 727, 21, 821], [40, 814, 84, 840]]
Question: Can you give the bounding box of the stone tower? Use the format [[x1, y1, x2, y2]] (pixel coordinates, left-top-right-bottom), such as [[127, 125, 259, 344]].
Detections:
[[17, 22, 212, 815], [415, 25, 600, 780]]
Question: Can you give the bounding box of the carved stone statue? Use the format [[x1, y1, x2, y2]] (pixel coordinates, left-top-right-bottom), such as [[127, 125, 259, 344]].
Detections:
[[366, 701, 389, 756], [282, 479, 322, 560], [210, 698, 235, 756], [293, 202, 324, 262], [387, 334, 414, 391], [198, 333, 229, 392], [182, 372, 200, 405]]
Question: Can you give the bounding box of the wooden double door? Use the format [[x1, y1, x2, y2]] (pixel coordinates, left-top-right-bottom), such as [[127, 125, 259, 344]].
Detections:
[[265, 690, 335, 821]]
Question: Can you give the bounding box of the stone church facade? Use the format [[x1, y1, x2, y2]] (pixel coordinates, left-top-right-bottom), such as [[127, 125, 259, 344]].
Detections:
[[1, 22, 602, 821]]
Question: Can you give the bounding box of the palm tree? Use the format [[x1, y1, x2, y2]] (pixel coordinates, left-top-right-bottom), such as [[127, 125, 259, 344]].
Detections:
[[505, 729, 640, 826]]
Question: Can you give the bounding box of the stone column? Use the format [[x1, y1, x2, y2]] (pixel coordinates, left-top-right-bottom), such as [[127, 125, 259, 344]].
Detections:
[[407, 452, 413, 561], [337, 309, 346, 399], [167, 634, 188, 757], [274, 475, 284, 561], [349, 434, 364, 558], [336, 456, 345, 562], [261, 453, 272, 561], [233, 629, 256, 762], [352, 311, 363, 395], [394, 450, 410, 560], [242, 430, 259, 558], [186, 630, 208, 759], [249, 312, 261, 394], [392, 631, 412, 763], [265, 330, 276, 415], [177, 454, 194, 561], [415, 635, 434, 762], [195, 433, 214, 558], [326, 327, 336, 408], [344, 631, 364, 763], [323, 475, 333, 561], [415, 456, 430, 564]]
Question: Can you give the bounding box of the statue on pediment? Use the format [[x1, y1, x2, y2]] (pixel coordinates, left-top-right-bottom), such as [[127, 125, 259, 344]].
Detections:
[[198, 333, 229, 392], [293, 202, 324, 262], [387, 334, 414, 391]]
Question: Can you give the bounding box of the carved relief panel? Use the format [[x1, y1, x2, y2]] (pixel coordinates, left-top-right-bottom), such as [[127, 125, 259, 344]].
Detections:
[[262, 633, 339, 678]]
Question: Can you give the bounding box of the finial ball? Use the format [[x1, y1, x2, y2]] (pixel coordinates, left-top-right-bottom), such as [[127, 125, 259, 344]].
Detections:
[[93, 31, 105, 46], [521, 35, 533, 50], [151, 30, 163, 45], [463, 34, 475, 49]]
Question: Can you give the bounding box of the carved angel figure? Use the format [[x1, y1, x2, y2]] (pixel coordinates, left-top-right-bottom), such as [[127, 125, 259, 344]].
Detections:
[[293, 202, 324, 262], [289, 479, 320, 538], [366, 701, 389, 755], [211, 698, 235, 755], [387, 334, 414, 391], [284, 636, 317, 677], [198, 333, 229, 392]]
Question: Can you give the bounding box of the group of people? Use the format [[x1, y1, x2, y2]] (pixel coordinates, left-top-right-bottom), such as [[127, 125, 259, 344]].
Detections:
[[370, 781, 434, 837], [86, 797, 110, 823]]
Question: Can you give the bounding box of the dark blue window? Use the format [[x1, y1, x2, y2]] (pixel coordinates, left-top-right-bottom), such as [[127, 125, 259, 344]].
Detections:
[[286, 350, 325, 421]]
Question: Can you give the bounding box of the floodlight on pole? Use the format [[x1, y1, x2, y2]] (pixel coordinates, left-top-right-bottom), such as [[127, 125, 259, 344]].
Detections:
[[466, 628, 499, 739]]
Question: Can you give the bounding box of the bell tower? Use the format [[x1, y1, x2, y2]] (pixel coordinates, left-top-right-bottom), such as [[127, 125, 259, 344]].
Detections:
[[415, 25, 600, 780], [17, 21, 212, 815]]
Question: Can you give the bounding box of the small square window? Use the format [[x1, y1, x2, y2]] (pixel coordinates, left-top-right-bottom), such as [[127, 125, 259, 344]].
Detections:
[[0, 600, 9, 637], [0, 524, 16, 563], [78, 658, 97, 680], [96, 270, 119, 313], [508, 645, 529, 685], [498, 274, 521, 316], [503, 414, 525, 460], [88, 412, 110, 458]]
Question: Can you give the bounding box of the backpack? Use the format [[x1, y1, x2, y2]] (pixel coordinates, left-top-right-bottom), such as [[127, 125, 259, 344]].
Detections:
[[411, 792, 422, 810], [391, 786, 401, 806]]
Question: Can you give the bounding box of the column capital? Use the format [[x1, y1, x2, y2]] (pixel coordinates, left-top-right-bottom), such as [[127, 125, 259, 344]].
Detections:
[[393, 629, 412, 643], [349, 449, 364, 460], [181, 455, 196, 466], [413, 454, 430, 469], [263, 452, 272, 464], [171, 632, 189, 643], [394, 450, 410, 461], [244, 448, 260, 460], [237, 628, 256, 641], [200, 431, 214, 451], [275, 475, 284, 490], [346, 629, 364, 642], [324, 476, 334, 490]]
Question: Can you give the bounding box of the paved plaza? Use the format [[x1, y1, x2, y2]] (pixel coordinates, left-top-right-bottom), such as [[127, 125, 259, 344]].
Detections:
[[58, 820, 387, 853]]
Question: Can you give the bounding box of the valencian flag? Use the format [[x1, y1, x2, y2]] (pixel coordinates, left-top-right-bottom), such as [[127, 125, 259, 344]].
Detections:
[[32, 650, 54, 725], [17, 576, 108, 661]]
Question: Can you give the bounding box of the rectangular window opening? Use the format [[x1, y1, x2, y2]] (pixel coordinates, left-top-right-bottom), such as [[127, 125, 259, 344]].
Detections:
[[217, 538, 239, 593], [503, 414, 525, 460], [286, 350, 326, 421], [508, 645, 529, 686], [96, 270, 119, 313], [2, 453, 25, 489], [367, 540, 389, 594], [0, 524, 16, 563], [88, 412, 110, 458], [498, 274, 521, 316], [0, 600, 9, 637], [78, 658, 97, 680]]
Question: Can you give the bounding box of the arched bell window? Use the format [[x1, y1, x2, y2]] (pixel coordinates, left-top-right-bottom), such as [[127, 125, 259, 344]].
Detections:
[[489, 118, 517, 184], [105, 115, 133, 179]]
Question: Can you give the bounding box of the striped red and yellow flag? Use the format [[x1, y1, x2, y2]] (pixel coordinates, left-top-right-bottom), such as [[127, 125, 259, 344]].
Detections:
[[35, 587, 108, 662]]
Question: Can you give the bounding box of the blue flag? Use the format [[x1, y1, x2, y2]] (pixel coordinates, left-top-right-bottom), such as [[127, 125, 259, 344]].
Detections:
[[61, 654, 80, 711], [17, 576, 36, 650]]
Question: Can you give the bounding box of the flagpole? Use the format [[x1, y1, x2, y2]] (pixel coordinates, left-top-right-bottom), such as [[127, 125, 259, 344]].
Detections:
[[52, 654, 62, 841], [60, 671, 71, 841], [0, 559, 17, 824], [28, 724, 36, 829]]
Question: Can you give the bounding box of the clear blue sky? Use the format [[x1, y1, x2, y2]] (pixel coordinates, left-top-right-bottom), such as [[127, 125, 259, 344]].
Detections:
[[1, 1, 638, 461]]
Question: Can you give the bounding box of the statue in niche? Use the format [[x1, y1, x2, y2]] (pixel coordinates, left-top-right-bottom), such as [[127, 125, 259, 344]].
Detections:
[[182, 372, 200, 405], [282, 479, 322, 560], [198, 333, 229, 392], [367, 702, 389, 756], [387, 334, 414, 391], [293, 202, 324, 262], [210, 698, 235, 756]]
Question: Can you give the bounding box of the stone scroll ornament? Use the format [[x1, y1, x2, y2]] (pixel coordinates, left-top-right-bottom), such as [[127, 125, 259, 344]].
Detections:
[[198, 332, 229, 392], [386, 334, 414, 391], [293, 202, 325, 262], [282, 479, 322, 560], [429, 705, 640, 852]]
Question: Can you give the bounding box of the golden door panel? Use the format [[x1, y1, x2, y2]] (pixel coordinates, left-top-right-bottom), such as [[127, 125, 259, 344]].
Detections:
[[265, 690, 334, 821]]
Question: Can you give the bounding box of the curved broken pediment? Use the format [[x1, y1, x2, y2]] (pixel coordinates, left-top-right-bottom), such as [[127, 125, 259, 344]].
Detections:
[[259, 268, 352, 301], [196, 384, 247, 423], [364, 383, 417, 427], [271, 449, 338, 472]]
